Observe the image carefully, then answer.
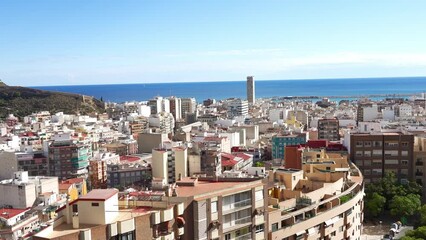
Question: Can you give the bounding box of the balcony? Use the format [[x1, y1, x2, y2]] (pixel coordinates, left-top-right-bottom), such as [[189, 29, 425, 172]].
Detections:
[[223, 198, 252, 214], [223, 216, 252, 231], [235, 232, 252, 240]]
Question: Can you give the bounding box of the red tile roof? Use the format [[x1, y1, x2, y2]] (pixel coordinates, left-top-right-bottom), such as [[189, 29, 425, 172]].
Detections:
[[120, 155, 141, 162], [234, 152, 252, 161], [0, 208, 29, 220], [61, 178, 85, 184]]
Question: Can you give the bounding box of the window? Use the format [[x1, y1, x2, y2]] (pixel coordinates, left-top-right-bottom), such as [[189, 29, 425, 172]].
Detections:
[[385, 150, 398, 156], [385, 142, 399, 147], [401, 160, 409, 165], [255, 190, 263, 201], [385, 159, 398, 165], [355, 141, 363, 147], [255, 224, 264, 233], [355, 151, 363, 157], [401, 151, 408, 156], [272, 223, 279, 232], [211, 201, 218, 213], [92, 202, 99, 207], [401, 142, 409, 147], [372, 150, 382, 156]]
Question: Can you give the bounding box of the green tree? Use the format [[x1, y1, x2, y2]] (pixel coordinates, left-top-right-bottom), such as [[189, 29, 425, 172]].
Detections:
[[254, 162, 265, 167], [403, 226, 426, 240], [390, 194, 421, 218], [419, 204, 426, 226], [365, 192, 386, 217]]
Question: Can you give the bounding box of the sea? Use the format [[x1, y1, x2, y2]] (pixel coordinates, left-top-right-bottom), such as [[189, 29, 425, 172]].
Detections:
[[33, 77, 426, 103]]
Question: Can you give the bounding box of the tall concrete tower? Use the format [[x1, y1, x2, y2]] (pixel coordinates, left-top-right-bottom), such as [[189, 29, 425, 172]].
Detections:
[[246, 76, 255, 104]]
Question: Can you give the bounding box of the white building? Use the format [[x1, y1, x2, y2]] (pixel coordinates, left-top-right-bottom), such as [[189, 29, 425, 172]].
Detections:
[[227, 99, 249, 117], [0, 171, 58, 208]]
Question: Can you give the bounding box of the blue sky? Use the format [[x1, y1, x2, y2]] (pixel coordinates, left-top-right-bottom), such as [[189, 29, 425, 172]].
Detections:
[[1, 0, 426, 86]]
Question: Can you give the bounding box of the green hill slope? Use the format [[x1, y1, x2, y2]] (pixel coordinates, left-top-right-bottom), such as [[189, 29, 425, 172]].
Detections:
[[0, 85, 105, 119]]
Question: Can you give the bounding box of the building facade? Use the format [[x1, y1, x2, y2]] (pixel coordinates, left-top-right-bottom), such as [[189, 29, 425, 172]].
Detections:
[[350, 132, 414, 183], [247, 76, 255, 105], [318, 118, 340, 141]]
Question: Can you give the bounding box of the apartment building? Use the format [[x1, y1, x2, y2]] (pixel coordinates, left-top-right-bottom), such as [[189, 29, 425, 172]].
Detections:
[[272, 133, 307, 160], [152, 147, 188, 184], [0, 150, 49, 180], [350, 132, 414, 183], [268, 151, 364, 240], [181, 98, 197, 119], [0, 171, 58, 209], [107, 163, 152, 189], [176, 176, 267, 240], [318, 118, 340, 141], [227, 99, 249, 117], [414, 137, 426, 199], [48, 134, 90, 180]]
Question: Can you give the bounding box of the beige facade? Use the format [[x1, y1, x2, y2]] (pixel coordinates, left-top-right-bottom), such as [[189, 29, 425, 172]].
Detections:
[[267, 151, 364, 240], [152, 147, 188, 184]]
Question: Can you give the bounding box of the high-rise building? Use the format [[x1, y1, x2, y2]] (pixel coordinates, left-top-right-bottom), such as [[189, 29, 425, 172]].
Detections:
[[181, 98, 196, 119], [168, 96, 182, 121], [48, 133, 90, 180], [247, 76, 255, 104]]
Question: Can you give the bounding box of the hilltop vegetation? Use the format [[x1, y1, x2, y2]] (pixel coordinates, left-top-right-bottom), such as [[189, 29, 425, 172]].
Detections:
[[0, 84, 105, 119]]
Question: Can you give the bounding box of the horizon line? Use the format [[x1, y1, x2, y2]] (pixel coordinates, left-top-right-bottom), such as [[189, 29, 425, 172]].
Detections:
[[27, 75, 426, 87]]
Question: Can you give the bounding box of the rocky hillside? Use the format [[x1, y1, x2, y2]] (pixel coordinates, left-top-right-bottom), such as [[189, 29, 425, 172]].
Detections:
[[0, 83, 105, 119]]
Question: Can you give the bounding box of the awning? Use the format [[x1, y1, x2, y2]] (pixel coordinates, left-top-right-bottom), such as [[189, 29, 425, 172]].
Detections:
[[307, 227, 317, 235], [324, 217, 340, 227], [176, 216, 185, 225], [296, 231, 305, 236]]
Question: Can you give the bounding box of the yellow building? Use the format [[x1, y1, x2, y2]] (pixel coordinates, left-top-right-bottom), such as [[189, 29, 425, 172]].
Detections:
[[59, 178, 88, 201]]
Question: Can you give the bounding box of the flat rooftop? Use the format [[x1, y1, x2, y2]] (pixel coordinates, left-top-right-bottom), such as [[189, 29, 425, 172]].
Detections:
[[80, 189, 118, 201], [176, 177, 263, 200]]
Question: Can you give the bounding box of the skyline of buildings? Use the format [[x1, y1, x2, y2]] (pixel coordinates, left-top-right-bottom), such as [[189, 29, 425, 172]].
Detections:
[[0, 81, 426, 239]]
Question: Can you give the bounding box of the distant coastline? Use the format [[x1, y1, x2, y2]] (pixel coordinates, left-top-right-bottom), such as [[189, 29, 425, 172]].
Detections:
[[33, 76, 426, 103]]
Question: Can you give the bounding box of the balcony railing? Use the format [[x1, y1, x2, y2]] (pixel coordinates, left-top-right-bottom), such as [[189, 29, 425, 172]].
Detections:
[[235, 216, 252, 225], [234, 232, 252, 240], [234, 199, 252, 208]]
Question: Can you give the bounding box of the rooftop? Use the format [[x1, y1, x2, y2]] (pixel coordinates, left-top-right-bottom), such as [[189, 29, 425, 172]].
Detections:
[[176, 177, 263, 200], [79, 189, 118, 201], [0, 208, 28, 220]]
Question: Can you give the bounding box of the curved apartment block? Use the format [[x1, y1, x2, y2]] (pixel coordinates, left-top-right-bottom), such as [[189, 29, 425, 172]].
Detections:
[[268, 151, 364, 240]]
